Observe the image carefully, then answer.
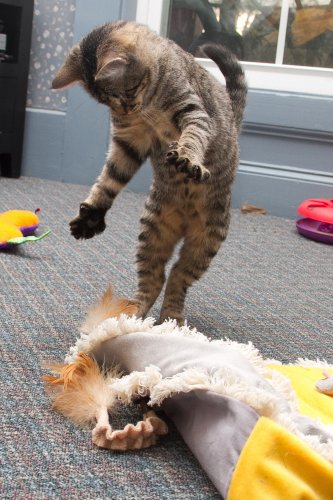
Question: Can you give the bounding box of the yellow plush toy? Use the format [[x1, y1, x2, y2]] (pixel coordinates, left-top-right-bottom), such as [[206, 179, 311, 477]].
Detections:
[[0, 209, 50, 250]]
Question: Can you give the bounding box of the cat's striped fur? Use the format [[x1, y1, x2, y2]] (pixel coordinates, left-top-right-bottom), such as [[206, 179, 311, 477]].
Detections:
[[52, 21, 247, 323]]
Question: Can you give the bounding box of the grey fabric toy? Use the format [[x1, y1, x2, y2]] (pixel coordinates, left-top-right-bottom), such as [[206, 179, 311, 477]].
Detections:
[[44, 288, 333, 498]]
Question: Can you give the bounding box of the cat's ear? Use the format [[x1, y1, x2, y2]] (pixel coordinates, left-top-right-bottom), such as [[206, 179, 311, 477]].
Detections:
[[95, 56, 127, 82], [52, 45, 82, 90]]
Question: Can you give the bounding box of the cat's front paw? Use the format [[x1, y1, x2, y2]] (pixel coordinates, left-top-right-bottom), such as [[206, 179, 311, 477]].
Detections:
[[166, 143, 210, 182], [69, 203, 106, 239]]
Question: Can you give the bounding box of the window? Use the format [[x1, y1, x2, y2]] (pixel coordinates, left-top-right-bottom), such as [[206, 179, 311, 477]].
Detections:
[[136, 0, 333, 95]]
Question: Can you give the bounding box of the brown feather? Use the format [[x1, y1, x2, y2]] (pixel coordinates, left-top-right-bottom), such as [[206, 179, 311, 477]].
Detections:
[[43, 354, 121, 427], [81, 285, 138, 334]]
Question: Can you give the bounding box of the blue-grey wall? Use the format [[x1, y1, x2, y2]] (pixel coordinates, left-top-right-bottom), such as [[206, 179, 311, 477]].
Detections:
[[22, 0, 333, 218], [234, 90, 333, 217], [23, 0, 123, 183]]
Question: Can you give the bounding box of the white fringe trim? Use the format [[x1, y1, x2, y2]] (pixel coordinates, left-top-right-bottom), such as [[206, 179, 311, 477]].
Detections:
[[65, 315, 156, 364], [111, 365, 163, 403], [110, 364, 333, 464], [65, 314, 332, 418], [65, 314, 333, 464], [66, 315, 222, 365], [296, 358, 333, 370]]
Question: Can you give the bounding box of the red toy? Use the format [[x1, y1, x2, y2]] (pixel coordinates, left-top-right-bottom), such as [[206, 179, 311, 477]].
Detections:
[[296, 198, 333, 245]]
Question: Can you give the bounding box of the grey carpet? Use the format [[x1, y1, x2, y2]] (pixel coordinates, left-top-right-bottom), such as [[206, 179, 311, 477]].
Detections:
[[1, 176, 332, 499]]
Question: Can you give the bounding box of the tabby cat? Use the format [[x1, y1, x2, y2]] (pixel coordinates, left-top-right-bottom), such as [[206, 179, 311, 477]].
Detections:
[[52, 21, 247, 323]]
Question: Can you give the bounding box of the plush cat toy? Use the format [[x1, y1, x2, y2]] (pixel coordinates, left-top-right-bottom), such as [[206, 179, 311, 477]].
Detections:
[[44, 287, 333, 499], [0, 209, 50, 249]]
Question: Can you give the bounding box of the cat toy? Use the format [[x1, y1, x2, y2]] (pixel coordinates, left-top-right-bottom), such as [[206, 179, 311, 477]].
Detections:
[[296, 198, 333, 245], [0, 209, 50, 250], [44, 287, 333, 499]]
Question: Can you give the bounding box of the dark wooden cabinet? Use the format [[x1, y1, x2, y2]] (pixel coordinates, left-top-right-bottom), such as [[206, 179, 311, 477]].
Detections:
[[0, 0, 33, 177]]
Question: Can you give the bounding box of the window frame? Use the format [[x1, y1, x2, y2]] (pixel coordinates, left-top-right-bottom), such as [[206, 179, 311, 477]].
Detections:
[[136, 0, 333, 96]]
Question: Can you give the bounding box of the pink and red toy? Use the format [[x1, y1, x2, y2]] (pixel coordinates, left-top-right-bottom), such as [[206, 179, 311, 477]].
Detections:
[[296, 198, 333, 245]]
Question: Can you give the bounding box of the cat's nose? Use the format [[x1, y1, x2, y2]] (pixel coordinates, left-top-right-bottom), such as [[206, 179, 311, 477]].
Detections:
[[120, 99, 130, 114], [123, 103, 137, 114]]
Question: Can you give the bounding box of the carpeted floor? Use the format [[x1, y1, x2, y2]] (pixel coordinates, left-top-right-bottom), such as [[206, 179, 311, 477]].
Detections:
[[1, 176, 332, 499]]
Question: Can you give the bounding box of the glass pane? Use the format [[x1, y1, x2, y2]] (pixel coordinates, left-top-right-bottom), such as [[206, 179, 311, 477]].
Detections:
[[167, 0, 282, 63], [284, 0, 333, 68], [166, 0, 333, 68]]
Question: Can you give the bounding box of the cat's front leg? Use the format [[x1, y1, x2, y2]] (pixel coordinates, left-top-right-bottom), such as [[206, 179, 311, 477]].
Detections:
[[70, 203, 107, 239], [166, 142, 210, 182], [166, 101, 212, 182], [69, 176, 112, 240], [70, 136, 145, 239]]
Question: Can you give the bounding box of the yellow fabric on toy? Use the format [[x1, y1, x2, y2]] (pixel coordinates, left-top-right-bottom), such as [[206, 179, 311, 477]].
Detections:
[[269, 365, 333, 424], [1, 210, 39, 227], [228, 416, 333, 500], [0, 220, 22, 242], [0, 210, 39, 243]]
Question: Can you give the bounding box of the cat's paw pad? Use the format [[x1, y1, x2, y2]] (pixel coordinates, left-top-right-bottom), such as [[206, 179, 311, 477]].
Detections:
[[188, 164, 210, 182], [166, 145, 210, 182], [69, 203, 106, 239]]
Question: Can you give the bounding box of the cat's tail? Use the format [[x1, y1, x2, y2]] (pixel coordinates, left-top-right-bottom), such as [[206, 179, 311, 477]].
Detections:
[[200, 44, 247, 132]]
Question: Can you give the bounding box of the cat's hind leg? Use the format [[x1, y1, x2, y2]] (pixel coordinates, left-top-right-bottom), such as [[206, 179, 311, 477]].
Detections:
[[134, 202, 184, 318], [159, 214, 228, 324]]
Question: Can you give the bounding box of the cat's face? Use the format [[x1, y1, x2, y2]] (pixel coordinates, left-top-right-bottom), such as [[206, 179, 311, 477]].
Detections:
[[94, 54, 149, 114], [51, 25, 149, 115]]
